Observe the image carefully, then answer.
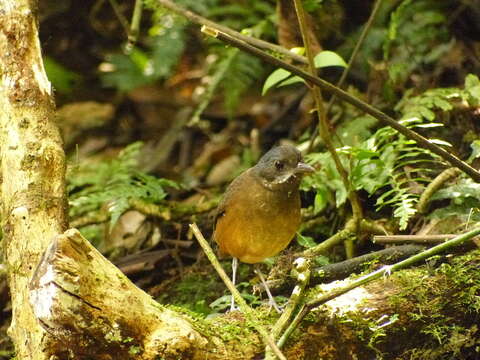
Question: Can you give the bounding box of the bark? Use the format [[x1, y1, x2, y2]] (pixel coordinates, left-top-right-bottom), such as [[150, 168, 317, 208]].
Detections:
[[0, 0, 67, 359], [27, 228, 267, 359], [29, 229, 209, 359]]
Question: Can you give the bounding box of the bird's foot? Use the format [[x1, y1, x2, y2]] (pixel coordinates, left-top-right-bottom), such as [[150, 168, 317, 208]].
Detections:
[[228, 295, 240, 312], [266, 297, 283, 314], [229, 304, 240, 312]]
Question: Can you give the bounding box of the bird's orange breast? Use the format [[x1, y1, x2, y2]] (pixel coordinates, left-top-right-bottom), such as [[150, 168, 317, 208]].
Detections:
[[214, 169, 301, 264]]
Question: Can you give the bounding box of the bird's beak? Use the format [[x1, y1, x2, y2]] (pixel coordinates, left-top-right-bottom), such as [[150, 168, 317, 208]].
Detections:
[[294, 162, 315, 175]]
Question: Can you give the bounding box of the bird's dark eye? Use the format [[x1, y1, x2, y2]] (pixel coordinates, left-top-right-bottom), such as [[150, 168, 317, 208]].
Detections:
[[274, 160, 284, 170]]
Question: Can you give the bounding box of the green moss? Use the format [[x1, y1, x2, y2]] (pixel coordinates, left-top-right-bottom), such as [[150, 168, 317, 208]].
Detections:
[[338, 309, 394, 357], [128, 345, 142, 355], [156, 262, 260, 316], [436, 250, 480, 313], [156, 270, 224, 315], [166, 304, 211, 335], [387, 250, 480, 357], [208, 315, 263, 349]]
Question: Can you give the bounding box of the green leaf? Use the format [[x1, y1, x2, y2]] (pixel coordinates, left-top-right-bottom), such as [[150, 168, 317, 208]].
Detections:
[[314, 50, 347, 68], [296, 233, 317, 248], [313, 190, 328, 214], [465, 74, 480, 105], [129, 48, 151, 72], [151, 24, 186, 78], [44, 56, 81, 95], [262, 68, 292, 95], [470, 141, 480, 160], [431, 182, 480, 201], [275, 75, 305, 88], [290, 47, 305, 55], [314, 255, 330, 266], [354, 149, 379, 160], [333, 179, 348, 207], [303, 0, 323, 12], [465, 73, 480, 89], [68, 142, 180, 229], [394, 197, 417, 230], [101, 52, 152, 91], [262, 50, 346, 95], [428, 139, 451, 147], [222, 51, 265, 117]]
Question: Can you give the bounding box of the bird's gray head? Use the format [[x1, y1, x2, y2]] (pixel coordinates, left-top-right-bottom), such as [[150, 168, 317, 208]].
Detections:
[[253, 145, 314, 190]]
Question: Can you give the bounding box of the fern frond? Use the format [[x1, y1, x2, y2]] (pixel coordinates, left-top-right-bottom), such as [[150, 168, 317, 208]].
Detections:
[[353, 75, 480, 228], [68, 142, 179, 228], [219, 48, 266, 118]]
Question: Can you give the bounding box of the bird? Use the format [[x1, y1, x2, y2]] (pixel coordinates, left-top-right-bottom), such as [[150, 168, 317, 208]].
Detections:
[[213, 144, 314, 311]]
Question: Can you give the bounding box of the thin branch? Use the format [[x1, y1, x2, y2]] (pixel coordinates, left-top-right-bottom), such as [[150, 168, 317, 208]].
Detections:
[[307, 0, 384, 152], [373, 234, 456, 244], [293, 0, 363, 233], [276, 303, 306, 349], [128, 0, 143, 45], [155, 0, 307, 64], [108, 0, 130, 37], [303, 218, 356, 257], [272, 258, 310, 338], [417, 167, 462, 214], [278, 226, 480, 347], [189, 223, 287, 360], [311, 244, 424, 282], [265, 257, 310, 360], [200, 27, 480, 182]]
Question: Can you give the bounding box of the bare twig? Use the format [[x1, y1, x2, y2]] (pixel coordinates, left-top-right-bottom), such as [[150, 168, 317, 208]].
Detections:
[[108, 0, 130, 37], [128, 0, 143, 45], [278, 227, 480, 347], [293, 0, 362, 247], [373, 234, 456, 244], [312, 244, 424, 282], [70, 212, 109, 228], [200, 27, 480, 182], [189, 223, 287, 360], [307, 0, 384, 152], [417, 168, 462, 214], [155, 0, 307, 64], [265, 257, 310, 360]]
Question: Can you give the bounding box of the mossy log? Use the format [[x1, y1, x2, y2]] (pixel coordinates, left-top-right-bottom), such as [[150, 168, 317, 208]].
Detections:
[[28, 228, 262, 359], [282, 250, 480, 359], [30, 229, 480, 359]]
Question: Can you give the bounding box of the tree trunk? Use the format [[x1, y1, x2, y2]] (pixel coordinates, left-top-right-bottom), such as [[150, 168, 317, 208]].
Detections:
[[0, 0, 67, 359], [29, 229, 210, 359]]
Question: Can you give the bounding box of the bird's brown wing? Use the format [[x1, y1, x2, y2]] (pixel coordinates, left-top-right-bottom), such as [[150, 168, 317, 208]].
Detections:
[[212, 170, 250, 257], [213, 169, 247, 228]]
